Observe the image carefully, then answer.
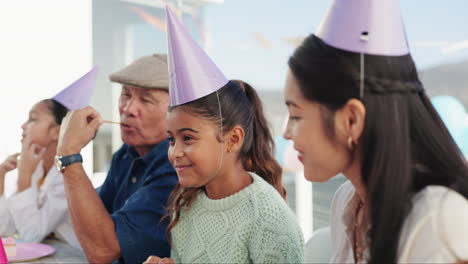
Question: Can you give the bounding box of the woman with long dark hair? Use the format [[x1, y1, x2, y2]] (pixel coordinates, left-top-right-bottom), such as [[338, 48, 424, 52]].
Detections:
[[283, 1, 468, 263]]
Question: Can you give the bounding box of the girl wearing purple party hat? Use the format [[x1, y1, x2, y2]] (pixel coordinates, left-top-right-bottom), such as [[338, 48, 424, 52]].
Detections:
[[283, 0, 468, 263], [0, 68, 97, 250], [143, 8, 304, 264]]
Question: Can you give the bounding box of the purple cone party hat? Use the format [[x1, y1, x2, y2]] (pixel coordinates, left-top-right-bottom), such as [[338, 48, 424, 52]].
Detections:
[[166, 7, 228, 106], [52, 67, 98, 110], [316, 0, 409, 56]]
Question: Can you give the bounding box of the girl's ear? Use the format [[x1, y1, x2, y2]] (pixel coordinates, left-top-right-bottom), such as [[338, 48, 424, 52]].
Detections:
[[49, 124, 60, 142], [226, 125, 245, 153]]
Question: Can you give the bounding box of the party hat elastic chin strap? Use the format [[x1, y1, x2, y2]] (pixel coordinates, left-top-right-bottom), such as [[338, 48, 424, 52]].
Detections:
[[213, 90, 224, 178], [359, 32, 368, 99], [360, 53, 365, 99]]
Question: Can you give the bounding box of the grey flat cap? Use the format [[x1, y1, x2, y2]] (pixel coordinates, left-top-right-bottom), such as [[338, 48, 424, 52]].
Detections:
[[109, 53, 168, 90]]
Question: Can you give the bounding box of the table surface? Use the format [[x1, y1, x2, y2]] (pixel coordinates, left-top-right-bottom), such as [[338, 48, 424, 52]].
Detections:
[[12, 239, 87, 264]]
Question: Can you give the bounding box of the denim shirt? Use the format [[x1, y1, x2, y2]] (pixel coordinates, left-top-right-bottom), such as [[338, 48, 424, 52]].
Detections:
[[99, 140, 178, 264]]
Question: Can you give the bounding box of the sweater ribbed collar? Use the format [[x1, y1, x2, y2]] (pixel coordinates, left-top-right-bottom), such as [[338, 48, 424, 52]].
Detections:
[[198, 172, 264, 211]]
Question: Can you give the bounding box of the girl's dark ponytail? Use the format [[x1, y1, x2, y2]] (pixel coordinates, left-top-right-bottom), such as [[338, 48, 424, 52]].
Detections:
[[234, 80, 286, 198]]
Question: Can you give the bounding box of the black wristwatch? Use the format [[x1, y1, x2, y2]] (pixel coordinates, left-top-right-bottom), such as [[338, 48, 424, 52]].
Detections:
[[54, 153, 83, 172]]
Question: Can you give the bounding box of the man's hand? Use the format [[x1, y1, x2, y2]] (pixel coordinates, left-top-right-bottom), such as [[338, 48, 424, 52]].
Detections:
[[57, 106, 103, 156]]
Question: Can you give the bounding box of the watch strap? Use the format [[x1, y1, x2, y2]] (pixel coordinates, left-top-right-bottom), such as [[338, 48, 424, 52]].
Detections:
[[59, 153, 83, 169]]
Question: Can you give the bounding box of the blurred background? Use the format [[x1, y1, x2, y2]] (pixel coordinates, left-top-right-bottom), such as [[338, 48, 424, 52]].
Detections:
[[1, 0, 467, 240]]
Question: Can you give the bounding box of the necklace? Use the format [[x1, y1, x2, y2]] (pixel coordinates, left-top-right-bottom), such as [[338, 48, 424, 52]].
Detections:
[[353, 200, 365, 263]]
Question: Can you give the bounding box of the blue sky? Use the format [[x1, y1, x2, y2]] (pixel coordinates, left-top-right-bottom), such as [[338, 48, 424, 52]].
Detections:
[[204, 0, 468, 90]]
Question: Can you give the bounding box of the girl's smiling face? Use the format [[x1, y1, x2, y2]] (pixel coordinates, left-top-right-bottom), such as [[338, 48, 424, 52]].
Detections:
[[166, 108, 225, 188]]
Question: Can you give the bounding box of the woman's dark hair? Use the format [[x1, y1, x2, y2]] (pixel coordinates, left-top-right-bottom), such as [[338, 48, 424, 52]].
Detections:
[[165, 80, 285, 241], [289, 35, 468, 264], [40, 99, 68, 125]]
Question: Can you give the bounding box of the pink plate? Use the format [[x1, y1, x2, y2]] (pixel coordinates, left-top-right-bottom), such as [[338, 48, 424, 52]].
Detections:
[[8, 243, 55, 263]]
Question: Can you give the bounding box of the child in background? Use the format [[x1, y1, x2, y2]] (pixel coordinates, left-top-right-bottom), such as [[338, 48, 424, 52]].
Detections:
[[0, 68, 97, 249]]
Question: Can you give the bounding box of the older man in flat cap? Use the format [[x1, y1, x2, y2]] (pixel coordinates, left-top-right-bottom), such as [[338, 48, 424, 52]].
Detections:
[[56, 54, 178, 264]]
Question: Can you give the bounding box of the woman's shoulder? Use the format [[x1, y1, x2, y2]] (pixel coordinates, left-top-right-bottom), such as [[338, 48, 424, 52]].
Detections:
[[400, 185, 468, 261], [410, 185, 468, 217], [413, 185, 468, 226]]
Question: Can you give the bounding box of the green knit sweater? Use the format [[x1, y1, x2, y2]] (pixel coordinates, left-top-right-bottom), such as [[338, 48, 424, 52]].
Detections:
[[170, 173, 304, 263]]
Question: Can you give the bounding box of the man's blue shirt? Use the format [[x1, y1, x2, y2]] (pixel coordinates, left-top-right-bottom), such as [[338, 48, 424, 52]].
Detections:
[[99, 140, 178, 264]]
